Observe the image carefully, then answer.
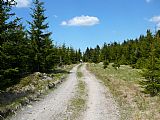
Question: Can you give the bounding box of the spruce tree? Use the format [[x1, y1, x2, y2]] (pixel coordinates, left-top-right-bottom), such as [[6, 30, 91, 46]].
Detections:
[[0, 0, 29, 89], [77, 48, 82, 62], [28, 0, 53, 72], [103, 60, 109, 69], [141, 36, 160, 96], [83, 47, 90, 62]]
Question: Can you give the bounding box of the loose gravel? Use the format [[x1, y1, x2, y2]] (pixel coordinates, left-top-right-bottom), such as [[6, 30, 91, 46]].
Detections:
[[9, 65, 79, 120], [81, 64, 120, 120], [8, 64, 120, 120]]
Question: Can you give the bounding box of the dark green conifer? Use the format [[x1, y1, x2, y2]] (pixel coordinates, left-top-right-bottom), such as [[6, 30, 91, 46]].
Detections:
[[0, 0, 29, 88], [28, 0, 52, 72]]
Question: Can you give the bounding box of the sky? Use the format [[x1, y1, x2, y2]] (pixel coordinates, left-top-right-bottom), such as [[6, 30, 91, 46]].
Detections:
[[13, 0, 160, 51]]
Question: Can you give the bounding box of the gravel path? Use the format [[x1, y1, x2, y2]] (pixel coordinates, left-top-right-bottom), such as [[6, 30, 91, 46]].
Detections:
[[9, 65, 79, 120], [81, 64, 120, 120], [8, 64, 120, 120]]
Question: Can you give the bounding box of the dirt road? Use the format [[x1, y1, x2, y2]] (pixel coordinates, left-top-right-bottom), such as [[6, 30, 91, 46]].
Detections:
[[9, 65, 79, 120], [9, 64, 120, 120], [81, 64, 120, 120]]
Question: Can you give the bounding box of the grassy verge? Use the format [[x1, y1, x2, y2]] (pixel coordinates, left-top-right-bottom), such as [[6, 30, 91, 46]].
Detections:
[[77, 64, 83, 78], [87, 63, 160, 120], [0, 64, 75, 119], [66, 64, 87, 120]]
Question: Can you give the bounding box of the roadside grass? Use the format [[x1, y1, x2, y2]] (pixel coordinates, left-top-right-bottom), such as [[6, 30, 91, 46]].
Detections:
[[0, 64, 75, 119], [66, 64, 87, 120], [87, 63, 160, 120], [77, 64, 83, 78]]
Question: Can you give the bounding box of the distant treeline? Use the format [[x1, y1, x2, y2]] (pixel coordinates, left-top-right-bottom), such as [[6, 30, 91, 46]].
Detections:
[[0, 0, 82, 89], [83, 30, 160, 96]]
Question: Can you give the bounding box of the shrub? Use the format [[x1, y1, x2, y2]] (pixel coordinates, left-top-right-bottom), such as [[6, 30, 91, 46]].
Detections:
[[103, 60, 109, 69], [112, 63, 120, 70]]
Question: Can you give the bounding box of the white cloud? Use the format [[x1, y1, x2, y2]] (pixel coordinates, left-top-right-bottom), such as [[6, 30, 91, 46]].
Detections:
[[146, 0, 151, 3], [61, 21, 67, 25], [150, 16, 160, 29], [15, 0, 31, 8], [61, 15, 100, 26]]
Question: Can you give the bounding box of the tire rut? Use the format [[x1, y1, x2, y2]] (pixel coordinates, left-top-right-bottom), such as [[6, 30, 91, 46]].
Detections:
[[81, 64, 120, 120]]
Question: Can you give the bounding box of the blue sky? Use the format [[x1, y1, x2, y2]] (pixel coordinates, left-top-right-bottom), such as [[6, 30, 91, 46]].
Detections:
[[13, 0, 160, 51]]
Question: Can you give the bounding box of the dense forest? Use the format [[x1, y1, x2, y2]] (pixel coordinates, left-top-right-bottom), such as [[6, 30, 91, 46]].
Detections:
[[83, 30, 160, 96], [0, 0, 82, 90]]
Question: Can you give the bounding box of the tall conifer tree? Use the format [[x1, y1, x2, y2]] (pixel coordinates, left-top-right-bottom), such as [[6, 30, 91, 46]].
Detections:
[[0, 0, 29, 88], [28, 0, 52, 72]]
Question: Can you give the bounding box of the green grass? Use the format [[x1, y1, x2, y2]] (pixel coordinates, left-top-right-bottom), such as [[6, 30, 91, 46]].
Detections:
[[77, 64, 83, 78], [77, 71, 83, 78], [87, 63, 160, 120], [68, 80, 86, 119]]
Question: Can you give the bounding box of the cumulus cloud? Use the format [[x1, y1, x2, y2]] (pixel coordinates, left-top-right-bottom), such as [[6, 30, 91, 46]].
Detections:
[[15, 0, 31, 8], [150, 16, 160, 29], [61, 15, 100, 26]]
